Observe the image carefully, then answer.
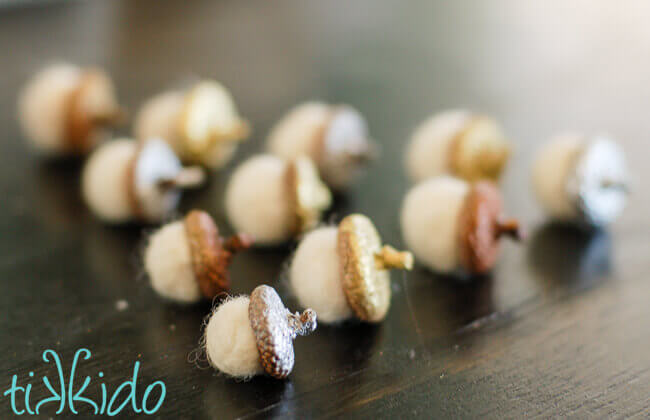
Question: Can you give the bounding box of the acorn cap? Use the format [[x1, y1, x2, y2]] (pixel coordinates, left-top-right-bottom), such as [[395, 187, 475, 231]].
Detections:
[[457, 181, 523, 274], [449, 115, 510, 182], [127, 139, 205, 221], [248, 285, 316, 379], [178, 80, 250, 161], [65, 68, 124, 154], [567, 136, 629, 226], [337, 214, 413, 322], [285, 156, 332, 234], [184, 210, 253, 299], [317, 106, 376, 170]]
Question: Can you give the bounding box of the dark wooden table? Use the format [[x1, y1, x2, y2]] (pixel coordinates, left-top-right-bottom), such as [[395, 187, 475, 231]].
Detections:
[[1, 1, 649, 418]]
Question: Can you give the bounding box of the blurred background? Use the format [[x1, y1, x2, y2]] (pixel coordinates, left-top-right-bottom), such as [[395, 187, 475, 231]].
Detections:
[[1, 1, 648, 418]]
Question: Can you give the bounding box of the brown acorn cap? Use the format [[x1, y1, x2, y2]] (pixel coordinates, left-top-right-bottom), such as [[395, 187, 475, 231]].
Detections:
[[248, 285, 317, 379], [285, 156, 332, 234], [448, 115, 511, 182], [184, 210, 253, 299], [457, 181, 523, 274], [65, 69, 125, 154], [337, 214, 413, 323]]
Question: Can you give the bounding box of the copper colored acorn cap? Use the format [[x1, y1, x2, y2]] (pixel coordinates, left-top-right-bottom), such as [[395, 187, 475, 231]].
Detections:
[[457, 182, 523, 275], [337, 214, 413, 323], [248, 285, 317, 379], [184, 210, 253, 299], [65, 69, 124, 154], [285, 156, 332, 234]]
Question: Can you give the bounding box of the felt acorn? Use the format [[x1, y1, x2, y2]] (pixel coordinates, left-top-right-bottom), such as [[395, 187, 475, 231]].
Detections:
[[401, 177, 523, 275], [225, 154, 332, 245], [82, 138, 205, 223], [290, 213, 413, 324], [267, 102, 375, 190], [404, 110, 511, 183], [18, 63, 124, 156], [144, 210, 253, 303], [134, 80, 249, 169], [204, 285, 317, 379], [532, 133, 629, 226]]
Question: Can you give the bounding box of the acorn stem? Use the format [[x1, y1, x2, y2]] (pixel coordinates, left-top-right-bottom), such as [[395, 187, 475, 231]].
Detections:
[[158, 166, 205, 190], [93, 106, 127, 126], [601, 179, 629, 193], [496, 218, 524, 241], [224, 233, 254, 253], [210, 119, 250, 144], [287, 309, 317, 338], [374, 245, 414, 271]]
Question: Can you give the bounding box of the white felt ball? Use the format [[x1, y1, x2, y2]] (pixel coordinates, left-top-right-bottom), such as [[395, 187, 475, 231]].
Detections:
[[144, 220, 201, 303], [267, 102, 331, 161], [204, 296, 263, 378], [82, 139, 135, 223], [18, 63, 81, 153], [290, 227, 353, 324], [225, 155, 293, 245], [134, 90, 186, 156], [404, 110, 470, 183], [400, 176, 470, 273], [532, 134, 584, 221]]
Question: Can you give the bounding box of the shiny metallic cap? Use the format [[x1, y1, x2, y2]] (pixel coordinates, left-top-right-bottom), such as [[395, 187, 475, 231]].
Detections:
[[249, 285, 317, 379], [337, 214, 413, 322], [457, 182, 523, 274], [184, 210, 253, 299], [567, 137, 629, 226], [286, 156, 332, 234], [449, 115, 511, 182]]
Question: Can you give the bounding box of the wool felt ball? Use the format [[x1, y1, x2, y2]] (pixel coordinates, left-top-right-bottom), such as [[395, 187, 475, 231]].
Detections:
[[225, 154, 332, 245], [134, 80, 249, 169], [82, 138, 205, 223], [18, 63, 124, 156], [404, 110, 511, 183], [144, 210, 253, 303], [267, 102, 375, 190], [204, 285, 317, 379], [401, 177, 523, 275], [290, 214, 413, 324], [532, 133, 629, 226]]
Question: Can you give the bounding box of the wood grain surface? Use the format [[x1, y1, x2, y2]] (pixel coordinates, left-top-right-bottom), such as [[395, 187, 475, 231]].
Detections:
[[0, 1, 648, 418]]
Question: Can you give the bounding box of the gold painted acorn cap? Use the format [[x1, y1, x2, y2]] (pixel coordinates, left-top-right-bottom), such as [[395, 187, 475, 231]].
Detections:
[[285, 156, 332, 234], [337, 214, 413, 323], [184, 210, 253, 299], [450, 115, 511, 182], [248, 285, 317, 379], [457, 181, 523, 274]]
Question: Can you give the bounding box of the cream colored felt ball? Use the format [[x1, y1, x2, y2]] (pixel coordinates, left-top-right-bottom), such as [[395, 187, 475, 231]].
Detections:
[[225, 155, 294, 245], [204, 296, 264, 379], [18, 63, 122, 155], [532, 133, 629, 226], [401, 177, 523, 275], [144, 220, 200, 303], [404, 110, 510, 183], [82, 138, 204, 223], [290, 227, 354, 323], [203, 285, 317, 379], [225, 154, 331, 246], [134, 80, 249, 169], [267, 101, 374, 190], [401, 176, 469, 273]]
